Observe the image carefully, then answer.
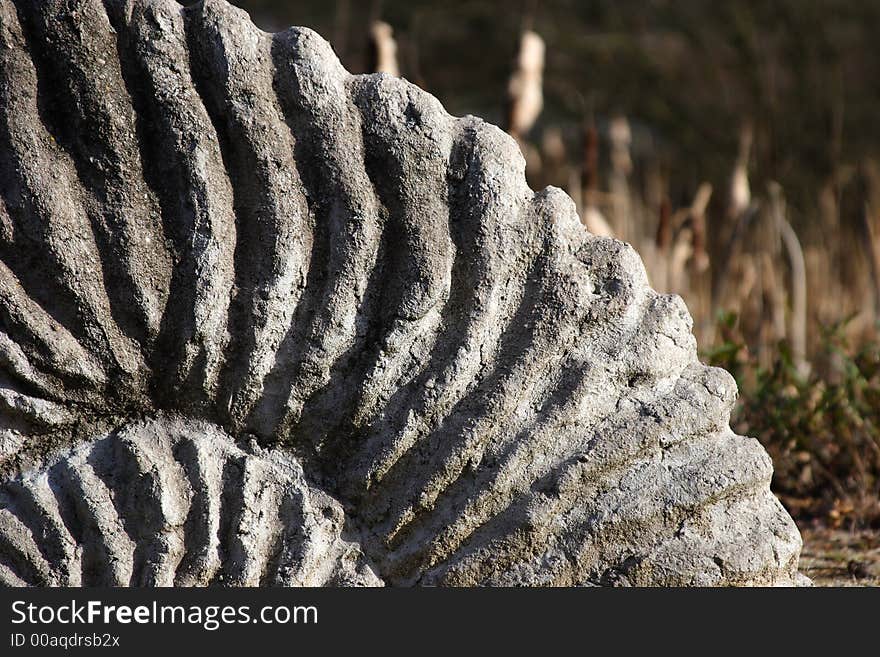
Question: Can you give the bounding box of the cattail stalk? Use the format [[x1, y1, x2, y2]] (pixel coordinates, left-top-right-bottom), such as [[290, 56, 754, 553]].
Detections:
[[655, 197, 672, 252], [689, 182, 712, 272], [608, 116, 632, 240], [577, 119, 612, 237], [861, 160, 880, 320], [367, 21, 399, 76], [505, 30, 545, 140], [769, 182, 808, 374], [730, 122, 752, 219]]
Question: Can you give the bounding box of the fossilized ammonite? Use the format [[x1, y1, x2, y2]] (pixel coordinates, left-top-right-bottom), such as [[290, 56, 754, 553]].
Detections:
[[0, 0, 806, 586]]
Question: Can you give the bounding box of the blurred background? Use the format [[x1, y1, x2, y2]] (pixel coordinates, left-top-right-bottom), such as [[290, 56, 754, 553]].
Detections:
[[208, 1, 880, 530]]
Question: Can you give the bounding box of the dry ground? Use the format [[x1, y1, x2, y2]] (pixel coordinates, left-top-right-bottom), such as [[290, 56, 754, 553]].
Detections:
[[798, 526, 880, 587]]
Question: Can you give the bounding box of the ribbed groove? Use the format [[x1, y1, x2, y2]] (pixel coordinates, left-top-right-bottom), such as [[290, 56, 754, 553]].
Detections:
[[276, 75, 461, 476], [374, 189, 601, 550], [56, 451, 135, 586], [106, 0, 237, 407], [0, 561, 27, 586], [5, 474, 82, 585], [93, 432, 188, 586], [428, 424, 771, 586], [260, 488, 305, 586], [16, 0, 171, 349], [0, 332, 59, 407], [183, 2, 312, 429], [378, 356, 603, 579], [0, 0, 143, 389], [0, 417, 381, 587], [343, 121, 535, 506], [171, 436, 223, 586], [257, 25, 383, 440], [0, 504, 52, 585], [0, 260, 105, 392], [405, 365, 725, 583], [370, 249, 562, 544]]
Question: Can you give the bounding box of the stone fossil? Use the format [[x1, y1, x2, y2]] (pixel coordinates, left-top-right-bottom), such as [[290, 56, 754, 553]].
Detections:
[[0, 0, 806, 586]]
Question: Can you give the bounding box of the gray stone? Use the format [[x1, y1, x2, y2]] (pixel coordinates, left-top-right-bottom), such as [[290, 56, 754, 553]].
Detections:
[[0, 414, 381, 586], [0, 0, 806, 586]]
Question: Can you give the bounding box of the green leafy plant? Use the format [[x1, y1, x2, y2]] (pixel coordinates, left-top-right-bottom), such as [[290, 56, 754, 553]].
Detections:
[[705, 312, 880, 528]]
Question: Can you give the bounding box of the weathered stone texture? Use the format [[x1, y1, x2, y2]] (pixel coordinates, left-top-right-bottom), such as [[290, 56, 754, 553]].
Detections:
[[0, 0, 806, 586]]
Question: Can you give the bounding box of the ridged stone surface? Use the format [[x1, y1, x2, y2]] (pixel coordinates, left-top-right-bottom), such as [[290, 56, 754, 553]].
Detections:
[[0, 415, 381, 586], [0, 0, 806, 586]]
